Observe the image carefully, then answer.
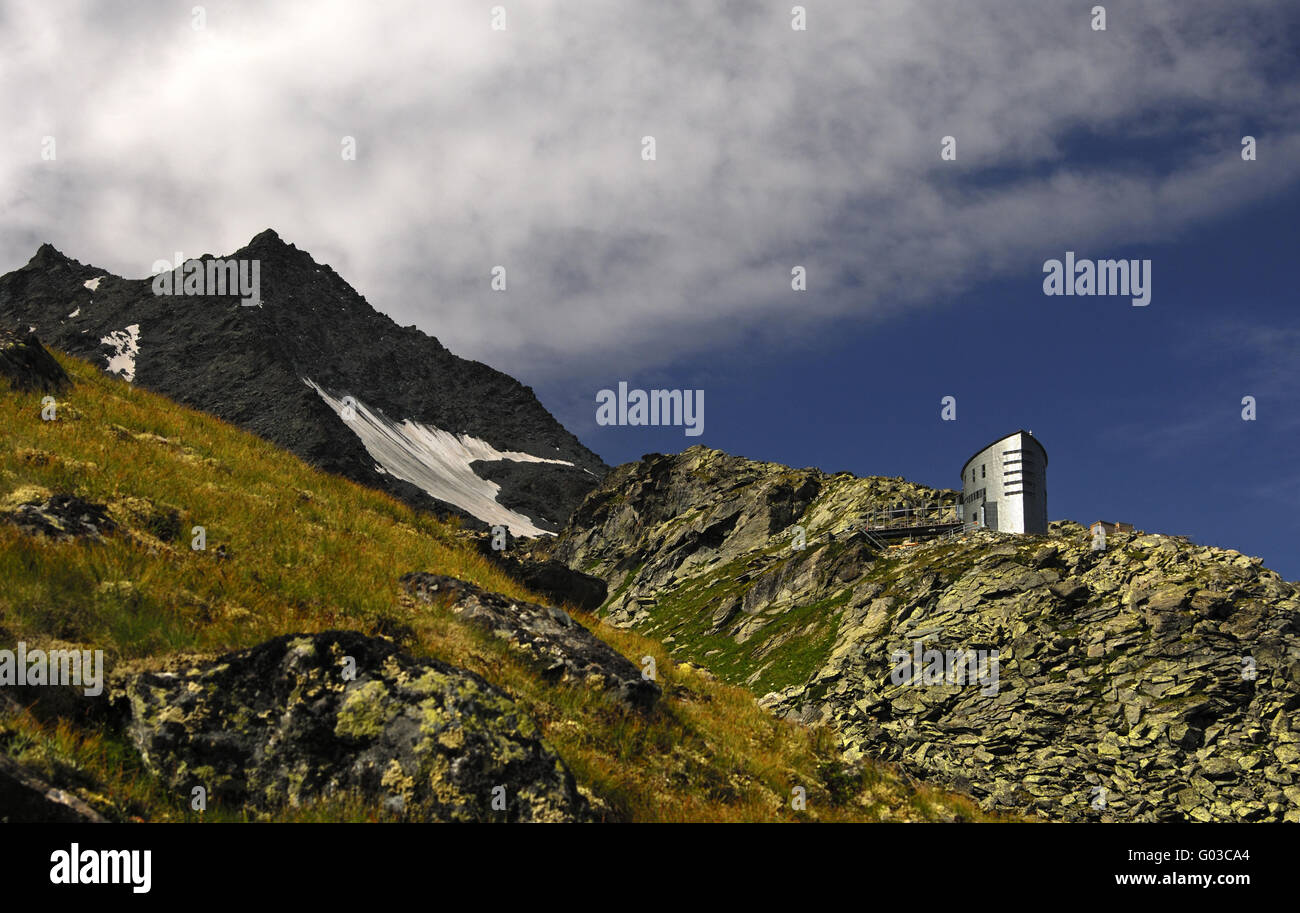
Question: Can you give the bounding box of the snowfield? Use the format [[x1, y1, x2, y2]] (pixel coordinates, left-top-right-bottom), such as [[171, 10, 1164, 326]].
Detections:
[[304, 378, 572, 537], [100, 324, 140, 382]]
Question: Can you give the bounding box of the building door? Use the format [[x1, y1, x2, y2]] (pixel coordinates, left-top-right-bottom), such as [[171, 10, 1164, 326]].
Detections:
[[982, 502, 998, 531]]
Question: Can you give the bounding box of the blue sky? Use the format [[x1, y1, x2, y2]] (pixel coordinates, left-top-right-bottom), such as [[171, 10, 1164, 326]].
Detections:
[[559, 182, 1300, 579]]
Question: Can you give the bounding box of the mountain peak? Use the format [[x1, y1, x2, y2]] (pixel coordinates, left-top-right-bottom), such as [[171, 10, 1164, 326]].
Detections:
[[239, 227, 299, 258], [0, 234, 608, 533], [28, 242, 77, 270], [237, 228, 312, 266]]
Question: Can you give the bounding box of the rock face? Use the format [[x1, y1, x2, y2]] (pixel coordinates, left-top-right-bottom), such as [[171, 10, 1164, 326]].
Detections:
[[401, 574, 659, 711], [0, 329, 69, 392], [0, 753, 107, 823], [553, 446, 952, 695], [553, 446, 1300, 822], [119, 631, 593, 821], [463, 531, 608, 612], [0, 234, 606, 533], [3, 494, 116, 542], [500, 556, 607, 613]]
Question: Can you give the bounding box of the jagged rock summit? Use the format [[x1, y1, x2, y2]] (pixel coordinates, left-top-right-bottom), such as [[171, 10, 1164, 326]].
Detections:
[[0, 232, 606, 534], [551, 445, 1300, 822]]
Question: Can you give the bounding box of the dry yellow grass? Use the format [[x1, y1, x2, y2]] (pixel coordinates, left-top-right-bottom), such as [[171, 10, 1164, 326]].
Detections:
[[0, 350, 1014, 822]]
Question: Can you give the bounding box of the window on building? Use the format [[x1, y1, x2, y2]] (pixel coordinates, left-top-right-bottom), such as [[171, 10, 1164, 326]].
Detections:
[[981, 465, 986, 478]]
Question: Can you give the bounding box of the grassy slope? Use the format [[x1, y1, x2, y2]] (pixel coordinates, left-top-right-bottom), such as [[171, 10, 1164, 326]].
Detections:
[[630, 547, 854, 696], [0, 350, 1009, 822]]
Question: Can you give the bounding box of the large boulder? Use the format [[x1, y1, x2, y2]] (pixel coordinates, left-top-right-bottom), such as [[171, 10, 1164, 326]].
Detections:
[[491, 554, 607, 613], [464, 530, 608, 611], [0, 329, 69, 393], [118, 631, 593, 821], [401, 574, 659, 711]]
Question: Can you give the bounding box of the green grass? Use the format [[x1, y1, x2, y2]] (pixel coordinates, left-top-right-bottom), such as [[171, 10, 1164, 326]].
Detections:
[[0, 349, 1013, 822], [624, 548, 853, 696]]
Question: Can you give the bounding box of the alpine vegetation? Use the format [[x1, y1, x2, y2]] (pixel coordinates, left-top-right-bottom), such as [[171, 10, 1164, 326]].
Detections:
[[595, 382, 704, 437], [0, 344, 993, 824], [1042, 252, 1151, 306]]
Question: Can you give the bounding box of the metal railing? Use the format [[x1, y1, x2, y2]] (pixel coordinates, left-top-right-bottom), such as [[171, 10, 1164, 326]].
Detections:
[[862, 501, 962, 531]]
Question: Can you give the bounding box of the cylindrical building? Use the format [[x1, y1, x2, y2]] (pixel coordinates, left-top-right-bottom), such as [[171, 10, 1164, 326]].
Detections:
[[960, 430, 1048, 534]]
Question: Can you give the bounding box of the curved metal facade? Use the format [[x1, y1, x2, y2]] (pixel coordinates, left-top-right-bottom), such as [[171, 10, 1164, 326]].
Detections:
[[960, 430, 1048, 534]]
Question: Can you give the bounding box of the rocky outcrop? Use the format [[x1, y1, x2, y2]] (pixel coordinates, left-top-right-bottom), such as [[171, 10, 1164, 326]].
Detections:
[[463, 530, 608, 611], [0, 753, 107, 823], [501, 557, 607, 613], [761, 524, 1300, 822], [0, 329, 69, 392], [3, 494, 116, 542], [554, 446, 1300, 822], [401, 574, 659, 710], [118, 630, 593, 821], [552, 446, 950, 695]]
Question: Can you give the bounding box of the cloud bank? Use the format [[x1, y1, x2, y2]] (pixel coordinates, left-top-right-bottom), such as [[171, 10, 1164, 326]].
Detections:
[[2, 0, 1298, 380]]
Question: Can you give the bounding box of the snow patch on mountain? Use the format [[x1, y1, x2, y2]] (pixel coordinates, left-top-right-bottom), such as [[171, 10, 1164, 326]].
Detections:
[[83, 276, 103, 291], [100, 324, 140, 382], [304, 378, 572, 537]]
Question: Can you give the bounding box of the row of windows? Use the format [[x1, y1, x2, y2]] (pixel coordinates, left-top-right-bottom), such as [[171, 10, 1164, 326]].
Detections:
[[968, 446, 1041, 487]]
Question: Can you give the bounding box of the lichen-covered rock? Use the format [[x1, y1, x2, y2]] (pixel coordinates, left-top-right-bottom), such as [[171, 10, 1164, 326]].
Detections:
[[3, 494, 116, 541], [119, 631, 593, 821], [0, 329, 69, 393], [401, 573, 659, 711]]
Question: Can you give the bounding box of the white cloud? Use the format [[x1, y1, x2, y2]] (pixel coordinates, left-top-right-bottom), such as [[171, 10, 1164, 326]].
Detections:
[[2, 0, 1298, 381]]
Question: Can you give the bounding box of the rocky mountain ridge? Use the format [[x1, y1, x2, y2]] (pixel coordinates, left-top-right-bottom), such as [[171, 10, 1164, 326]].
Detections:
[[550, 445, 1300, 822], [0, 232, 606, 533]]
